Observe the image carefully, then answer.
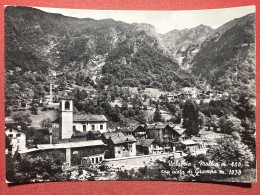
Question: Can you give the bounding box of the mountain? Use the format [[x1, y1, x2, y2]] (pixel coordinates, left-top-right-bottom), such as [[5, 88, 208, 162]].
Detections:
[[4, 6, 255, 101], [160, 25, 214, 69], [5, 6, 196, 95], [191, 13, 255, 95]]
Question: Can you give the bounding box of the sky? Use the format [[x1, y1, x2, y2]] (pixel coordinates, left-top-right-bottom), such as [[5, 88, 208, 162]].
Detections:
[[36, 6, 255, 34]]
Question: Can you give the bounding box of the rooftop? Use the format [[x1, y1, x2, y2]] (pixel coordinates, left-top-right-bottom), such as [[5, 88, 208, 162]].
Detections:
[[59, 96, 74, 100], [37, 140, 106, 150], [146, 123, 167, 129], [102, 132, 136, 144], [173, 126, 186, 135], [115, 126, 135, 133], [136, 139, 155, 147], [5, 127, 27, 134], [181, 140, 198, 146], [51, 114, 108, 123], [74, 114, 107, 122]]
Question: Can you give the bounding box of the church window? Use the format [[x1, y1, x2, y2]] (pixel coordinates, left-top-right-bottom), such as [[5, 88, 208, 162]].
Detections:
[[100, 125, 103, 130], [83, 125, 86, 131], [65, 101, 70, 110], [92, 125, 95, 130]]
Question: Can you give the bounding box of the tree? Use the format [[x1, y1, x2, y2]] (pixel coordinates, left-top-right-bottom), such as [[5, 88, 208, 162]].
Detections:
[[40, 118, 52, 130], [87, 131, 101, 140], [208, 136, 255, 168], [6, 151, 66, 182], [33, 131, 50, 145], [137, 111, 147, 124], [182, 100, 200, 135], [153, 104, 162, 122], [219, 115, 244, 134]]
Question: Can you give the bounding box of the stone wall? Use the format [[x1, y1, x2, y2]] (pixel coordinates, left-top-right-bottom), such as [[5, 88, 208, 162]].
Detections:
[[102, 153, 169, 170]]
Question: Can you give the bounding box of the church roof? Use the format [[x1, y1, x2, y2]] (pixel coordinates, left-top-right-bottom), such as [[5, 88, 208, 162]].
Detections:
[[74, 114, 108, 122], [51, 114, 108, 123]]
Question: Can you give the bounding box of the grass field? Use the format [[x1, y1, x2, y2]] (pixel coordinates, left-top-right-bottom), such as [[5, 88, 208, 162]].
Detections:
[[124, 87, 167, 97], [10, 109, 59, 129]]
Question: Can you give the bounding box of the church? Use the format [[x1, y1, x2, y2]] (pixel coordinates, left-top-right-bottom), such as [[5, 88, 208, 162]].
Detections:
[[51, 97, 108, 140], [19, 97, 109, 166]]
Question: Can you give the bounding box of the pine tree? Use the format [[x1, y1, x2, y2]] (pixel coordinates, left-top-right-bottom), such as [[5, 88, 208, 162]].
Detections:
[[182, 100, 200, 135], [153, 104, 162, 122]]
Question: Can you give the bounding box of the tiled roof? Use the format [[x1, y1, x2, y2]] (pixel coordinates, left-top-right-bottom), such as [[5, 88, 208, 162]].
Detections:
[[102, 132, 136, 144], [74, 114, 107, 122], [51, 114, 108, 123], [136, 139, 155, 147], [146, 123, 167, 129]]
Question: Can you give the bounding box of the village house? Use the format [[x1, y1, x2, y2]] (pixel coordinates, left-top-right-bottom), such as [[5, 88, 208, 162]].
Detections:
[[132, 125, 147, 139], [5, 127, 27, 154], [116, 125, 147, 140], [166, 94, 175, 102], [180, 140, 207, 156], [145, 123, 190, 152], [101, 132, 137, 158], [146, 123, 172, 151], [172, 126, 189, 141], [169, 125, 190, 152], [136, 139, 164, 155]]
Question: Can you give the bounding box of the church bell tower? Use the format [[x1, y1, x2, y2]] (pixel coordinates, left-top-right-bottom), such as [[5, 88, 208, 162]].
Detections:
[[60, 97, 73, 139]]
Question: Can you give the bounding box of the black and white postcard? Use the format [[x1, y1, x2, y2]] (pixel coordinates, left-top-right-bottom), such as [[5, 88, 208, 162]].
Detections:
[[5, 5, 256, 183]]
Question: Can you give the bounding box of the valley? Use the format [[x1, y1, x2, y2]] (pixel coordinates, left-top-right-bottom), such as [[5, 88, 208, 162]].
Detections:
[[4, 6, 256, 183]]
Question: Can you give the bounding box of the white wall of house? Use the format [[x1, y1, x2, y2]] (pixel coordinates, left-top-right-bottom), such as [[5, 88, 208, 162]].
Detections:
[[73, 121, 107, 133], [149, 143, 164, 154], [114, 142, 136, 158], [5, 129, 26, 153]]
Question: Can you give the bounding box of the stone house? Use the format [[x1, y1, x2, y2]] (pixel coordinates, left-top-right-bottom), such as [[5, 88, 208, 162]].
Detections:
[[101, 132, 137, 158], [136, 139, 164, 155]]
